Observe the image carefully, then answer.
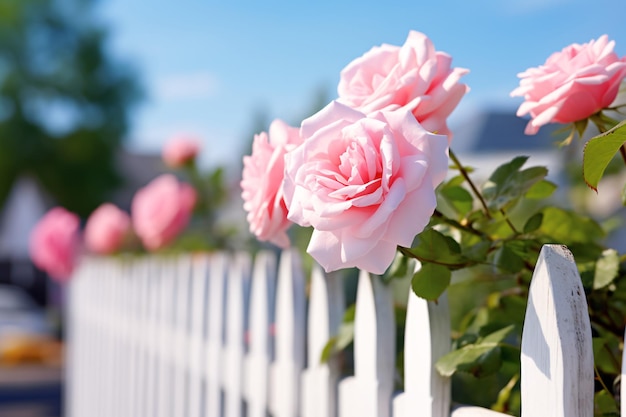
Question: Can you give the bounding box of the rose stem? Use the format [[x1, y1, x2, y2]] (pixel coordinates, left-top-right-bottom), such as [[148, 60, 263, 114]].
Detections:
[[448, 149, 492, 219]]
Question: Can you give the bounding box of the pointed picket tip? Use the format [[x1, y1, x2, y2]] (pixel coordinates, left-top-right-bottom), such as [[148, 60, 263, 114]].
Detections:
[[521, 244, 593, 417], [353, 270, 395, 387], [393, 286, 451, 417]]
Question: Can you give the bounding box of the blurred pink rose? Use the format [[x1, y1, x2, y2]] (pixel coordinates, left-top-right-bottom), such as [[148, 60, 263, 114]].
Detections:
[[162, 136, 201, 167], [241, 119, 302, 248], [511, 35, 626, 135], [131, 174, 197, 250], [84, 203, 131, 254], [283, 101, 448, 274], [29, 207, 81, 282], [337, 30, 469, 138]]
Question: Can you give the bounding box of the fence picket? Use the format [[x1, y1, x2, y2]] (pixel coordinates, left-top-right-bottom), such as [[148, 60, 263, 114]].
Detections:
[[245, 251, 277, 417], [302, 266, 345, 417], [520, 244, 593, 417], [269, 249, 307, 417], [338, 270, 395, 417], [188, 255, 210, 417], [205, 252, 228, 417], [393, 290, 451, 417], [223, 253, 252, 417]]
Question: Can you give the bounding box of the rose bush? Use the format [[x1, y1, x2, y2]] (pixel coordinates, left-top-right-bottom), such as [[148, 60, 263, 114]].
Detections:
[[337, 30, 469, 138], [283, 102, 448, 274], [29, 207, 81, 282], [241, 119, 301, 248], [84, 203, 132, 255], [162, 135, 201, 167], [131, 174, 197, 250], [511, 35, 626, 135]]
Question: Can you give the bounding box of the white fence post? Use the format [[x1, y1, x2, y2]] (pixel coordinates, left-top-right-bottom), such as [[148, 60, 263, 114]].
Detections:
[[520, 244, 593, 417], [205, 252, 228, 417], [393, 290, 451, 417], [338, 270, 395, 417], [302, 266, 345, 417], [223, 253, 252, 417], [245, 251, 277, 417], [269, 249, 307, 417]]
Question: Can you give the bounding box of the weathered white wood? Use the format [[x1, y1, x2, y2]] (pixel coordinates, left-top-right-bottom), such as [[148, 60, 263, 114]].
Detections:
[[393, 289, 451, 417], [302, 266, 345, 417], [269, 249, 307, 417], [245, 251, 277, 417], [188, 254, 210, 417], [205, 252, 228, 417], [223, 252, 252, 417], [144, 257, 161, 417], [521, 244, 593, 417], [338, 270, 395, 417]]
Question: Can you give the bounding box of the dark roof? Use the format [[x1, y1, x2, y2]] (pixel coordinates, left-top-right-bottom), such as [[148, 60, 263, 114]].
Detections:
[[451, 109, 565, 154]]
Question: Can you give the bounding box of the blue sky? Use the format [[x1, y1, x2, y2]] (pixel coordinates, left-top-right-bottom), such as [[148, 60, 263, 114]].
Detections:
[[97, 0, 626, 168]]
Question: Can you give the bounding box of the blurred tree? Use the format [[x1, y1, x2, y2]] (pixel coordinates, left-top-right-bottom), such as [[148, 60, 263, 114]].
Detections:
[[0, 0, 141, 216]]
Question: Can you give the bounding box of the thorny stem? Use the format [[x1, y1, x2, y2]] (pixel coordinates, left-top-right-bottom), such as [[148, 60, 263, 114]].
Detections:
[[448, 149, 492, 219]]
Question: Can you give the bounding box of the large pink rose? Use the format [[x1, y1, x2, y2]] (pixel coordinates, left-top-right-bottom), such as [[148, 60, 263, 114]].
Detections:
[[283, 101, 448, 274], [511, 35, 626, 135], [29, 207, 81, 282], [337, 30, 469, 138], [241, 119, 302, 248], [84, 203, 131, 255], [162, 135, 201, 167], [131, 174, 197, 250]]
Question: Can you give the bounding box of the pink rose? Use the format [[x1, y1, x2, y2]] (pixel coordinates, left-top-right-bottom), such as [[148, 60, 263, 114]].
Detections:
[[84, 203, 131, 254], [131, 174, 197, 250], [283, 101, 449, 274], [511, 35, 626, 135], [337, 30, 469, 138], [29, 207, 81, 282], [162, 135, 201, 167], [241, 119, 302, 248]]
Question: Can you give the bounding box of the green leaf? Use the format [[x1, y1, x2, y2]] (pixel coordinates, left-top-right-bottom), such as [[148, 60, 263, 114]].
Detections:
[[525, 180, 557, 199], [482, 156, 548, 211], [407, 228, 466, 267], [594, 249, 619, 290], [539, 207, 605, 244], [440, 185, 473, 217], [583, 119, 626, 191], [493, 244, 525, 273], [622, 182, 626, 206], [482, 324, 515, 344], [462, 240, 491, 263], [523, 212, 543, 234], [411, 263, 451, 301]]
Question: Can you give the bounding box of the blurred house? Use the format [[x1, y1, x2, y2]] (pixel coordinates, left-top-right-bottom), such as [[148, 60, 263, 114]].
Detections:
[[451, 108, 565, 182], [0, 149, 165, 307]]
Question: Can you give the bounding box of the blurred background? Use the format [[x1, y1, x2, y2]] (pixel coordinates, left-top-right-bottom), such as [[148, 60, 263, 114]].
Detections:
[[0, 0, 624, 415]]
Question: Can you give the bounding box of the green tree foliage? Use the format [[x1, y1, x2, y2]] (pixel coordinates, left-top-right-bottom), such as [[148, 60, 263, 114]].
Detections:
[[0, 0, 140, 216]]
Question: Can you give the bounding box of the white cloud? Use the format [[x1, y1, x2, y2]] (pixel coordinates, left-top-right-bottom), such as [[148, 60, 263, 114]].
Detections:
[[153, 72, 219, 100]]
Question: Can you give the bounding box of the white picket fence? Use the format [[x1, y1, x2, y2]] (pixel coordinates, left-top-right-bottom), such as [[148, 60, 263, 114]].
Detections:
[[65, 244, 620, 417]]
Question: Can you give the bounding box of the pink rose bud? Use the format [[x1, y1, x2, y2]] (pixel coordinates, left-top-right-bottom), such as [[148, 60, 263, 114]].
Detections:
[[131, 174, 197, 250], [511, 35, 626, 135], [283, 101, 449, 274], [338, 30, 469, 139], [29, 207, 81, 282], [162, 135, 201, 167], [241, 119, 302, 248], [84, 203, 131, 255]]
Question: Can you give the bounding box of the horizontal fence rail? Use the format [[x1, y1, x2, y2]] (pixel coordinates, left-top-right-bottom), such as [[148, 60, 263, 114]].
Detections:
[[66, 245, 607, 417]]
